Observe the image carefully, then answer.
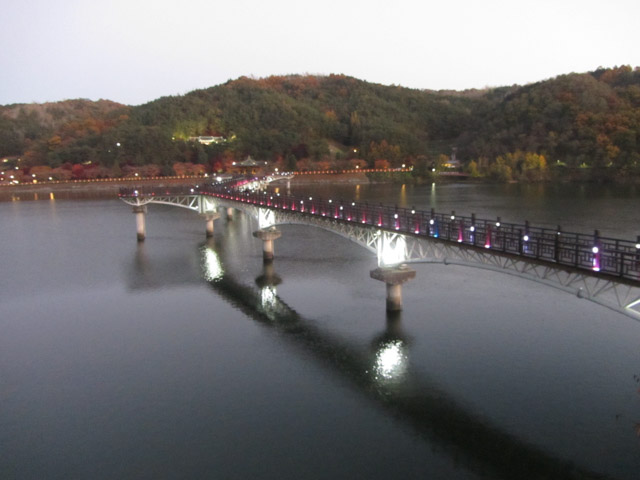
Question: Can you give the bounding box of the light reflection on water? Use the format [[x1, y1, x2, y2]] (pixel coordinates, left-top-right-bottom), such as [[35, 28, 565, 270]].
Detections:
[[373, 339, 408, 381], [1, 185, 640, 480]]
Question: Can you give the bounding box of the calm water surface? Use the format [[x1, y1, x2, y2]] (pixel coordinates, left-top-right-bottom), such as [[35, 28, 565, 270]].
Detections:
[[1, 183, 640, 479]]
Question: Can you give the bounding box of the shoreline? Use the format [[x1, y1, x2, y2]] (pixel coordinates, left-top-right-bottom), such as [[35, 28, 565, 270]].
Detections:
[[0, 173, 373, 201]]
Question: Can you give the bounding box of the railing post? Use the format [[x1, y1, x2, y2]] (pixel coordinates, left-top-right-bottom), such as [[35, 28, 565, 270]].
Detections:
[[554, 225, 562, 263], [616, 240, 624, 277], [448, 211, 455, 241], [592, 229, 601, 271], [495, 217, 504, 251], [471, 213, 476, 246], [518, 228, 523, 255]]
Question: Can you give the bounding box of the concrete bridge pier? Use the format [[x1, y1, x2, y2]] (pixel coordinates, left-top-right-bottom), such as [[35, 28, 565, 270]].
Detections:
[[370, 265, 416, 311], [203, 212, 221, 237], [132, 205, 147, 242], [253, 228, 282, 262]]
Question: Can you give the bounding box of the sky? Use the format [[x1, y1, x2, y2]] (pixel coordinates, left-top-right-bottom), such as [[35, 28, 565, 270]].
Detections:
[[1, 0, 639, 106]]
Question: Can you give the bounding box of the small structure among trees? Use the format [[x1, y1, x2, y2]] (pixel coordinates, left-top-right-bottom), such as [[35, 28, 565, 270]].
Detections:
[[231, 156, 268, 175]]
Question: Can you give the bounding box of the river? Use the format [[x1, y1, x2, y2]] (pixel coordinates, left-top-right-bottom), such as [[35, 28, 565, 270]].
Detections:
[[1, 182, 639, 479]]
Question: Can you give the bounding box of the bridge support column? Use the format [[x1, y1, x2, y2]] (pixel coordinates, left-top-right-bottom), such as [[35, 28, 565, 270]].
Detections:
[[226, 207, 234, 220], [132, 205, 147, 242], [203, 212, 221, 237], [370, 265, 416, 311], [253, 228, 282, 262]]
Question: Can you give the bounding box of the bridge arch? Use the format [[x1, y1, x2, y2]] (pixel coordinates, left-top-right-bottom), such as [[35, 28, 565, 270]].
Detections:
[[119, 189, 640, 321]]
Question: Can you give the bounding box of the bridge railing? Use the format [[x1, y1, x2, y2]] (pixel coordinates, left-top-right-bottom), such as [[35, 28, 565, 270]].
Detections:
[[119, 183, 640, 282]]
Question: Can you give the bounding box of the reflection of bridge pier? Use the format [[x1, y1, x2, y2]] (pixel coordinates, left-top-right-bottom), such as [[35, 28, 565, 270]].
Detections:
[[190, 241, 609, 480], [255, 261, 282, 288]]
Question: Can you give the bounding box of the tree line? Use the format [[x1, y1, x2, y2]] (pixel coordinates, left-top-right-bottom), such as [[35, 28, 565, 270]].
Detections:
[[1, 66, 639, 183]]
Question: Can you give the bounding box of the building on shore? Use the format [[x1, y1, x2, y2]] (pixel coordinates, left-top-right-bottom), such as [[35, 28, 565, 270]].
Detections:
[[231, 156, 268, 175]]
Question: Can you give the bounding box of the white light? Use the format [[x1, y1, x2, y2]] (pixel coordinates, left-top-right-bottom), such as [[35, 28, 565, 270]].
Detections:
[[379, 234, 407, 266], [592, 246, 599, 254], [496, 222, 501, 227], [470, 226, 475, 232], [429, 219, 434, 225], [411, 210, 415, 214], [450, 215, 455, 220], [216, 176, 222, 182], [202, 248, 223, 281], [394, 213, 398, 219], [523, 235, 529, 242], [636, 243, 640, 249], [261, 286, 277, 309], [374, 340, 407, 380]]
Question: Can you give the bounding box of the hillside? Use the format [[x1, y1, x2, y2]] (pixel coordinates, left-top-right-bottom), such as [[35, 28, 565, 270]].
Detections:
[[1, 67, 639, 182]]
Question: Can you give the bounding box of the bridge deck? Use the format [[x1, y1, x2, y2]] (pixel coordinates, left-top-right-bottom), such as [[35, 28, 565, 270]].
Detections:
[[119, 183, 640, 285]]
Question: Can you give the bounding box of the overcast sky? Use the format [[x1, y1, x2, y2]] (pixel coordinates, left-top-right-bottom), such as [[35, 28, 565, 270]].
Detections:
[[1, 0, 639, 106]]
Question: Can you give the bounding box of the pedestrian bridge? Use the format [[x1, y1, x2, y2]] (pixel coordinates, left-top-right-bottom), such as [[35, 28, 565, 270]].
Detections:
[[119, 181, 640, 320]]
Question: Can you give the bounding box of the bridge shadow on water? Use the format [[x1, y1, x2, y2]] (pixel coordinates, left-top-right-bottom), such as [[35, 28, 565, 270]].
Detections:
[[127, 237, 613, 480]]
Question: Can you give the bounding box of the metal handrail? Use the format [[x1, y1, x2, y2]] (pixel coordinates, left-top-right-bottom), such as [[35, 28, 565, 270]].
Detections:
[[119, 184, 640, 283]]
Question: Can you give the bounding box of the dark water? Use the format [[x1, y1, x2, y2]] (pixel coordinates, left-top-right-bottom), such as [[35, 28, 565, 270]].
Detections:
[[1, 183, 640, 479]]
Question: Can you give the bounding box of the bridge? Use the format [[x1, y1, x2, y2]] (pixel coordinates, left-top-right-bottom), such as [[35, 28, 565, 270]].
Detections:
[[119, 179, 640, 320]]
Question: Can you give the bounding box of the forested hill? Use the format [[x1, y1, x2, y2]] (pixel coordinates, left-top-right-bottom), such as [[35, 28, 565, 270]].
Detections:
[[1, 66, 639, 182]]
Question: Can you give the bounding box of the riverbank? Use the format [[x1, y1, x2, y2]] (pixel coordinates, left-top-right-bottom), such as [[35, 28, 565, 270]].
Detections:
[[0, 173, 374, 200]]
